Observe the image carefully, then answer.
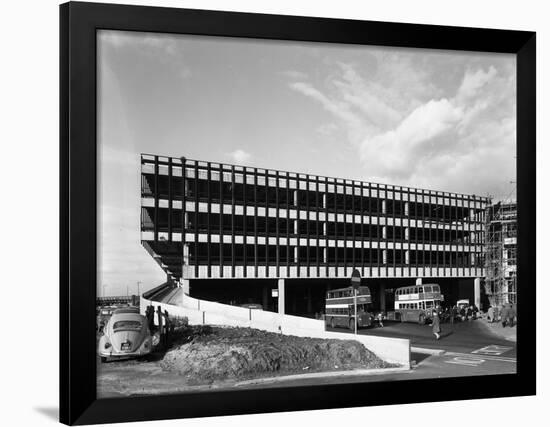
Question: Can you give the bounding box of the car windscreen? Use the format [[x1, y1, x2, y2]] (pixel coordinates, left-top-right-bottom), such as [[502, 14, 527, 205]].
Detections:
[[113, 320, 142, 331]]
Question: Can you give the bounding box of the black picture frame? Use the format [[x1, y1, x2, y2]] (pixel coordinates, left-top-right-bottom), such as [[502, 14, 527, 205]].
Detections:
[[60, 1, 536, 425]]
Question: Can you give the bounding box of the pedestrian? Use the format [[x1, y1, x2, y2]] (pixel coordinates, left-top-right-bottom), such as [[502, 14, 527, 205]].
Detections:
[[163, 309, 171, 348], [155, 306, 164, 348], [146, 304, 154, 332], [500, 303, 509, 327], [377, 312, 384, 328], [460, 307, 466, 322], [443, 307, 450, 323], [473, 305, 479, 320], [487, 306, 494, 323], [450, 305, 456, 325], [467, 305, 473, 321], [432, 310, 441, 340], [507, 303, 516, 327]]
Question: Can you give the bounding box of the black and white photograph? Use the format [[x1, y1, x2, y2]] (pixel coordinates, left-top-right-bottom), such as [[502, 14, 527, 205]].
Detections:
[[3, 0, 545, 426], [96, 29, 519, 397]]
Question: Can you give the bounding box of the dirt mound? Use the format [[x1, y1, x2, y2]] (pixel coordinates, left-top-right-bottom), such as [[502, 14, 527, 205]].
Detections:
[[160, 326, 393, 383]]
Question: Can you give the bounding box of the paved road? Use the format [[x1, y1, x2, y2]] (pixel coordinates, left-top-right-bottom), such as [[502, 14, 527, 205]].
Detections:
[[98, 318, 516, 397], [327, 319, 516, 358]]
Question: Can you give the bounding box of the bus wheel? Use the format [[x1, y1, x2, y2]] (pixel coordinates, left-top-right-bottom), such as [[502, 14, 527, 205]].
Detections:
[[418, 314, 425, 325], [330, 318, 335, 329]]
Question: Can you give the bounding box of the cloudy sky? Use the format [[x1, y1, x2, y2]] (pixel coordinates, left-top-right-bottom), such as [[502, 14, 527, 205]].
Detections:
[[98, 30, 516, 296]]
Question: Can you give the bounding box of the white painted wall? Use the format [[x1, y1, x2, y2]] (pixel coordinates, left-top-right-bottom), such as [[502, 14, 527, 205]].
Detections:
[[141, 288, 410, 365]]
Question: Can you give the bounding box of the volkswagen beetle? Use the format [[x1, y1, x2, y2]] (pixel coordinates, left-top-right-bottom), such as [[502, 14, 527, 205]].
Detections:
[[98, 310, 152, 362]]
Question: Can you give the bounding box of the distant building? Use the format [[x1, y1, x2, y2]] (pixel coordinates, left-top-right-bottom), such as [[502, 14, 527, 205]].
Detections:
[[140, 154, 488, 316], [484, 202, 517, 305]]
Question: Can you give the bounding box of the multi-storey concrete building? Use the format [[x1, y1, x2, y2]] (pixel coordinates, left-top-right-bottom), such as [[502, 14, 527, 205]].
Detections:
[[140, 154, 488, 316]]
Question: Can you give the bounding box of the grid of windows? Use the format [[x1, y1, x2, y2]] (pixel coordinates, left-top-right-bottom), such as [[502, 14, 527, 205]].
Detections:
[[140, 154, 487, 280]]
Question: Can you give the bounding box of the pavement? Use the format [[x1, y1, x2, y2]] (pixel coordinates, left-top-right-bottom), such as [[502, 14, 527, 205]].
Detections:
[[480, 321, 517, 342]]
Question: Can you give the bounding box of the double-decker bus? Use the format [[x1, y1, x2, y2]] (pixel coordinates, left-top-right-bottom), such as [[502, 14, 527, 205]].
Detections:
[[387, 284, 444, 324], [325, 286, 374, 330]]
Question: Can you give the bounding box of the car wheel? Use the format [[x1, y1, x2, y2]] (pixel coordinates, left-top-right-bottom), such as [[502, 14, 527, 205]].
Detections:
[[419, 314, 425, 325], [100, 356, 107, 363], [330, 318, 335, 329]]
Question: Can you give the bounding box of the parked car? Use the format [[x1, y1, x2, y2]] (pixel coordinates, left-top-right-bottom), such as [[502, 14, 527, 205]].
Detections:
[[98, 311, 152, 362], [112, 306, 140, 315], [456, 299, 470, 310]]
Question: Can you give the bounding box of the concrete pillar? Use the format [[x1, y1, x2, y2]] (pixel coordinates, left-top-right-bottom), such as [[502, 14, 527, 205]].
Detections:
[[382, 226, 387, 239], [278, 278, 285, 315], [405, 227, 409, 240], [416, 277, 422, 285], [382, 249, 387, 264], [405, 250, 410, 265], [262, 285, 268, 311], [404, 201, 409, 216], [382, 200, 387, 214], [182, 243, 190, 281], [380, 283, 386, 312], [474, 277, 481, 309], [181, 279, 190, 295]]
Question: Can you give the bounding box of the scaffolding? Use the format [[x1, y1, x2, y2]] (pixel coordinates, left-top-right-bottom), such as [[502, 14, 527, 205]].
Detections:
[[484, 200, 517, 306]]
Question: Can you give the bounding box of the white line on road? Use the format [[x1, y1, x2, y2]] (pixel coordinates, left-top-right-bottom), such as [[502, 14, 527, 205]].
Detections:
[[445, 351, 516, 363], [471, 345, 513, 356], [445, 356, 485, 367]]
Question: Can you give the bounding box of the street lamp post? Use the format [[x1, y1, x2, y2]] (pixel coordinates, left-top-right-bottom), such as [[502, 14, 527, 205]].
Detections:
[[351, 269, 361, 335]]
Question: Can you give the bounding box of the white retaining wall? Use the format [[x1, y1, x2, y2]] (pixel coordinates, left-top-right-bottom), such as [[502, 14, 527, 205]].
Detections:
[[141, 290, 410, 366]]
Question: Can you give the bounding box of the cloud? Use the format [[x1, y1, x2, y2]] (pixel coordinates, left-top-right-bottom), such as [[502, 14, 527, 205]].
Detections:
[[289, 81, 363, 143], [457, 66, 497, 101], [100, 30, 181, 56], [287, 57, 515, 198], [99, 30, 192, 80], [359, 98, 463, 177], [228, 149, 252, 164]]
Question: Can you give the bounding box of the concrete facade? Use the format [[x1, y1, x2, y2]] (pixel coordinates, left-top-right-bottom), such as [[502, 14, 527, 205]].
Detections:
[[140, 154, 488, 315]]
